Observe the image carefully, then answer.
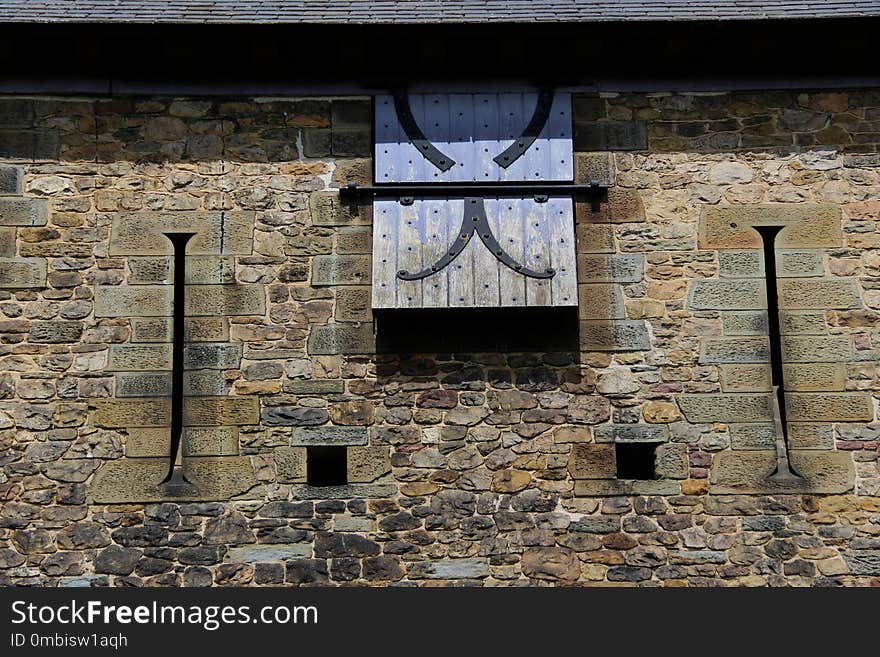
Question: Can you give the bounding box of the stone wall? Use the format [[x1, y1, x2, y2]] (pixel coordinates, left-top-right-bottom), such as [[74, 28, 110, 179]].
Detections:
[[1, 90, 879, 586]]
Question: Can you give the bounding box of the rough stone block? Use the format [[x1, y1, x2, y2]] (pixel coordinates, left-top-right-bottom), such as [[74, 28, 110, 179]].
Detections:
[[579, 320, 650, 351], [94, 286, 172, 318], [275, 446, 307, 483], [777, 250, 824, 277], [709, 450, 854, 494], [335, 286, 372, 322], [290, 427, 368, 446], [782, 364, 845, 391], [283, 380, 346, 395], [94, 398, 171, 428], [183, 397, 260, 426], [0, 197, 48, 226], [700, 204, 842, 249], [311, 255, 370, 286], [729, 424, 776, 450], [310, 192, 371, 227], [348, 446, 392, 483], [722, 311, 768, 336], [28, 321, 82, 343], [700, 337, 769, 364], [577, 254, 644, 283], [115, 372, 172, 397], [786, 393, 874, 422], [689, 279, 766, 310], [593, 424, 668, 442], [307, 323, 375, 355], [0, 129, 60, 160], [843, 551, 880, 576], [575, 121, 647, 151], [778, 279, 860, 310], [720, 365, 772, 392], [578, 283, 625, 319], [185, 285, 266, 316], [0, 165, 23, 194], [0, 99, 34, 126], [780, 311, 827, 335], [184, 343, 242, 370], [574, 152, 616, 186], [406, 558, 490, 580], [677, 394, 772, 423], [0, 258, 46, 288], [718, 251, 764, 278], [781, 336, 851, 363], [288, 483, 396, 500], [125, 428, 170, 457], [183, 427, 238, 457], [0, 228, 14, 257], [575, 223, 615, 253], [108, 212, 255, 256], [568, 444, 616, 479], [106, 344, 172, 371], [574, 479, 680, 496], [655, 443, 689, 479], [88, 456, 258, 503]]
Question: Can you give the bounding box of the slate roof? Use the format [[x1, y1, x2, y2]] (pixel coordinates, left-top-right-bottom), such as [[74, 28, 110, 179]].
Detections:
[[1, 1, 879, 24]]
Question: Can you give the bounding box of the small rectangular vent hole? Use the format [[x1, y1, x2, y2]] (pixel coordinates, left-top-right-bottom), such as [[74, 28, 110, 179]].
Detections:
[[307, 447, 347, 487], [615, 443, 657, 480]]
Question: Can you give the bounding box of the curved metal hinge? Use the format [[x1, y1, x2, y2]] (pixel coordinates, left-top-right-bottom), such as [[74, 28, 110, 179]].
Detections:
[[392, 90, 456, 172], [493, 88, 555, 169], [397, 197, 556, 281]]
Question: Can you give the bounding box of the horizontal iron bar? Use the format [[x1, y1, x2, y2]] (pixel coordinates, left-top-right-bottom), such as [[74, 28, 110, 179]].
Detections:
[[339, 181, 609, 198]]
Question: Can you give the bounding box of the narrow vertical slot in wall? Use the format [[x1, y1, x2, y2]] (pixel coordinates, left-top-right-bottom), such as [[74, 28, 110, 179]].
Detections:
[[754, 225, 803, 482], [160, 232, 197, 495]]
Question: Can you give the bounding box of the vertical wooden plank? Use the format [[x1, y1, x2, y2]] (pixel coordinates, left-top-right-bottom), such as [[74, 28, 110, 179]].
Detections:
[[498, 93, 525, 182], [448, 198, 475, 307], [547, 92, 574, 181], [495, 197, 526, 306], [474, 197, 502, 307], [371, 200, 398, 308], [524, 198, 552, 306], [400, 94, 426, 182], [474, 93, 500, 182], [448, 94, 475, 183], [422, 93, 451, 183], [396, 200, 422, 307], [374, 95, 398, 183], [519, 92, 548, 182], [548, 197, 578, 306], [421, 198, 449, 308]]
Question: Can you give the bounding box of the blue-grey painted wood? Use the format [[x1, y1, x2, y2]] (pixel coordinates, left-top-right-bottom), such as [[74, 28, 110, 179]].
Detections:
[[374, 92, 573, 183]]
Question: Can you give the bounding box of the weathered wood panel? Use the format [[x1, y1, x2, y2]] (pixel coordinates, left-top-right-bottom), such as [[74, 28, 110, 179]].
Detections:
[[374, 92, 573, 183], [372, 197, 577, 309]]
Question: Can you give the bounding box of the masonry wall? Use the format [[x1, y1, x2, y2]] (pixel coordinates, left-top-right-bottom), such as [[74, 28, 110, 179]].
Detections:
[[1, 90, 879, 587]]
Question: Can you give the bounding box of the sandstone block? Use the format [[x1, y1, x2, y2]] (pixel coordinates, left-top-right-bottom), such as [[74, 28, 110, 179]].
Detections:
[[568, 444, 616, 479], [780, 311, 827, 335], [311, 254, 370, 286], [283, 380, 346, 395], [336, 226, 372, 254], [0, 197, 48, 226], [700, 337, 769, 364], [700, 204, 842, 249], [579, 284, 625, 319], [310, 192, 371, 227], [689, 279, 766, 310], [108, 212, 254, 256], [577, 254, 644, 283], [347, 446, 392, 483], [575, 223, 615, 253], [788, 423, 834, 449], [677, 394, 772, 423], [655, 443, 689, 479], [574, 479, 680, 496], [778, 279, 860, 310], [335, 286, 372, 322], [184, 343, 242, 370], [575, 120, 647, 151], [709, 450, 854, 494], [720, 365, 772, 392], [574, 152, 616, 186], [406, 558, 489, 580], [88, 456, 258, 503], [185, 285, 266, 316], [115, 372, 172, 397], [722, 311, 768, 336], [785, 393, 874, 422], [579, 320, 650, 351], [106, 344, 172, 371], [307, 323, 375, 355], [290, 427, 368, 446], [125, 428, 170, 457], [28, 321, 82, 343], [781, 363, 845, 391], [0, 165, 23, 194], [0, 258, 46, 288], [781, 336, 851, 363], [275, 446, 307, 483], [94, 398, 171, 428], [184, 397, 260, 426], [777, 250, 823, 277], [718, 250, 764, 278], [593, 424, 668, 442], [94, 286, 172, 318]]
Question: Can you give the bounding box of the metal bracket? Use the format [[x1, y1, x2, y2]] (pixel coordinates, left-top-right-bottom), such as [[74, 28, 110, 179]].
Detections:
[[400, 196, 414, 206], [493, 88, 555, 169], [534, 194, 549, 203], [341, 181, 610, 200], [397, 197, 555, 281], [392, 90, 456, 172]]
